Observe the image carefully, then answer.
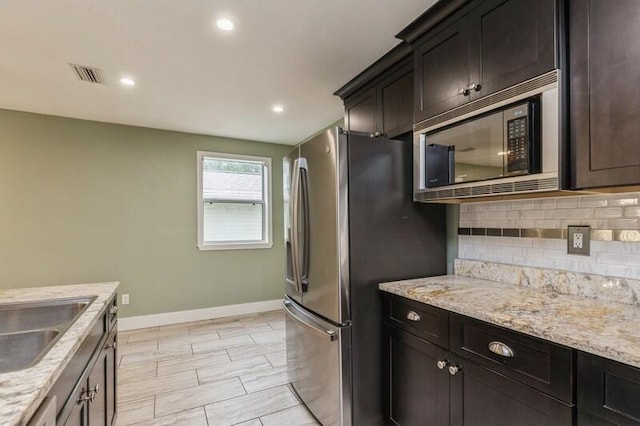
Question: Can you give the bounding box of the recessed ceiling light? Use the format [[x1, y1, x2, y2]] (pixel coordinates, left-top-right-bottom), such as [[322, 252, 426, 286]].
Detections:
[[120, 77, 136, 87], [216, 18, 234, 31], [272, 105, 284, 113]]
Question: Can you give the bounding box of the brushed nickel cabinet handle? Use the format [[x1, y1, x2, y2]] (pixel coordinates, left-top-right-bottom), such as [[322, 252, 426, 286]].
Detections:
[[458, 87, 470, 96], [448, 365, 462, 376], [467, 82, 482, 92], [488, 341, 515, 357], [109, 305, 119, 314], [436, 360, 448, 370], [406, 311, 421, 322]]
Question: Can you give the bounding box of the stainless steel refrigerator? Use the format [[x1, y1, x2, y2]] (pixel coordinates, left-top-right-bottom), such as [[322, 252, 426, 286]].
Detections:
[[283, 127, 446, 426]]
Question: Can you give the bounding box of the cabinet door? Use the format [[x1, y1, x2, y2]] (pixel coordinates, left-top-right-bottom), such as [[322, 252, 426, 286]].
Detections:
[[578, 352, 640, 425], [345, 87, 377, 135], [469, 0, 556, 100], [63, 403, 87, 426], [105, 331, 117, 426], [449, 357, 573, 426], [88, 350, 107, 426], [570, 0, 640, 188], [383, 325, 450, 426], [413, 17, 472, 123], [379, 62, 413, 138], [63, 384, 88, 426], [578, 411, 616, 426]]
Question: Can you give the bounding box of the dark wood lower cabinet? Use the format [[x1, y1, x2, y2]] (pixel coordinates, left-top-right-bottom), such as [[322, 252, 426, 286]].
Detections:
[[382, 293, 575, 426], [64, 387, 88, 426], [384, 325, 449, 426], [449, 357, 573, 426], [578, 352, 640, 425], [578, 411, 616, 426], [88, 329, 117, 426], [52, 295, 118, 426]]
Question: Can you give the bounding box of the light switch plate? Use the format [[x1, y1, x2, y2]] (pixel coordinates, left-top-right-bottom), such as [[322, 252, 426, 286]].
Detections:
[[568, 226, 590, 256]]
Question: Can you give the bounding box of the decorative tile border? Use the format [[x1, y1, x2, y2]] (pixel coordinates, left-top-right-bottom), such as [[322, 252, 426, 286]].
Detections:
[[458, 227, 640, 241], [454, 259, 640, 307]]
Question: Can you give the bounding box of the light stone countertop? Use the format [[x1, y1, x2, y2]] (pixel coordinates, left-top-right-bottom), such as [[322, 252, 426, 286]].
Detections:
[[0, 282, 119, 426], [380, 275, 640, 369]]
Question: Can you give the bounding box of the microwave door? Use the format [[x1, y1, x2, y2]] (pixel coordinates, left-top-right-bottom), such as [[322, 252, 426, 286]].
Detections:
[[427, 109, 505, 184]]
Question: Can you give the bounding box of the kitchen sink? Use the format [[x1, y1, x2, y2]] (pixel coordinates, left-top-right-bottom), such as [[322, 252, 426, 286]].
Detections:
[[0, 329, 60, 373], [0, 296, 95, 373], [0, 297, 94, 334]]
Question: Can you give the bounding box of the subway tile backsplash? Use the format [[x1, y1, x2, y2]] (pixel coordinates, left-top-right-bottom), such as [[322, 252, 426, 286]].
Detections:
[[457, 192, 640, 280]]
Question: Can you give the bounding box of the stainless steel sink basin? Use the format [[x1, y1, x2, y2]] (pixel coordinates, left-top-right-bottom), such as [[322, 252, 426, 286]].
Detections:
[[0, 296, 95, 373], [0, 329, 60, 373], [0, 297, 94, 334]]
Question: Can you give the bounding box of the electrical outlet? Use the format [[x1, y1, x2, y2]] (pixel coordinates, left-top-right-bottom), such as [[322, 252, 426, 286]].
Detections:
[[573, 232, 583, 249], [122, 294, 130, 305], [568, 226, 590, 255]]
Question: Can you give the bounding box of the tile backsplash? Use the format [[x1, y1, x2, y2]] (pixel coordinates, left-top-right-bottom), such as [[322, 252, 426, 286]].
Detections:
[[457, 192, 640, 280]]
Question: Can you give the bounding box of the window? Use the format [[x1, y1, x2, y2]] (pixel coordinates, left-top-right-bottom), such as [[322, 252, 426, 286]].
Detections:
[[197, 151, 272, 250]]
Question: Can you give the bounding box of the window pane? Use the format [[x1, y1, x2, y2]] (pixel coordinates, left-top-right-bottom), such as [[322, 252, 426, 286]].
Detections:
[[203, 202, 263, 242], [203, 158, 263, 202]]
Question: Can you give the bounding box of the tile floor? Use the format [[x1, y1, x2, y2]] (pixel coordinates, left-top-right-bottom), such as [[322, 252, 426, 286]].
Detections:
[[117, 310, 320, 425]]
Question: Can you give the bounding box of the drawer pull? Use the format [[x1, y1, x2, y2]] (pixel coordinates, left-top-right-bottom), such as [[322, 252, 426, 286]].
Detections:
[[406, 311, 421, 322], [488, 341, 515, 357], [436, 360, 448, 370]]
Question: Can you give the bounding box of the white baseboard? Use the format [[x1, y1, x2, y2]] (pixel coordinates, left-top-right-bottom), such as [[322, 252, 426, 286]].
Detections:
[[118, 299, 283, 331]]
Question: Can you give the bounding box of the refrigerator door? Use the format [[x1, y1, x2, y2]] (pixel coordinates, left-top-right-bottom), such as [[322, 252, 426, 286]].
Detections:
[[284, 298, 351, 426], [297, 128, 349, 325], [284, 147, 303, 304]]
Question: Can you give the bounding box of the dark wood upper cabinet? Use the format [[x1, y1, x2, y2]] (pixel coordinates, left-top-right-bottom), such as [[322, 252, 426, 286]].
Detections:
[[570, 0, 640, 189], [414, 18, 472, 123], [345, 87, 377, 135], [337, 45, 414, 139], [470, 0, 555, 99], [410, 0, 557, 123], [379, 63, 414, 138]]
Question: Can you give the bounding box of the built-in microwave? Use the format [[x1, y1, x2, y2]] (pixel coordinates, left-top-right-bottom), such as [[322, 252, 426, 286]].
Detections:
[[414, 70, 560, 202]]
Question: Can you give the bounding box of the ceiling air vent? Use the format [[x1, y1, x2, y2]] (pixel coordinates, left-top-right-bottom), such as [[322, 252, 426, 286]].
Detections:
[[69, 64, 104, 84]]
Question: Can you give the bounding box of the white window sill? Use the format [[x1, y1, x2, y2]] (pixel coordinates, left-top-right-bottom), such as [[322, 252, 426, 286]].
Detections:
[[197, 242, 274, 251]]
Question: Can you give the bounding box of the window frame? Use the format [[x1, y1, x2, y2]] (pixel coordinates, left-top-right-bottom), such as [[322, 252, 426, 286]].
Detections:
[[196, 150, 273, 251]]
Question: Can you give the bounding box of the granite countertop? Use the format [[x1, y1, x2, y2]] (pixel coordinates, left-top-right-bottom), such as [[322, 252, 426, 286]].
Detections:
[[0, 282, 119, 426], [380, 275, 640, 369]]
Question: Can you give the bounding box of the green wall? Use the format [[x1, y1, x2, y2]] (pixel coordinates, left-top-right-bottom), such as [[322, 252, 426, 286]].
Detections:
[[0, 109, 292, 317]]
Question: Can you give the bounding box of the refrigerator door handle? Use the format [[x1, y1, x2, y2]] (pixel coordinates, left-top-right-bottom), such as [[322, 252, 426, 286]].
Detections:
[[298, 158, 310, 289], [290, 158, 302, 293], [283, 300, 337, 342]]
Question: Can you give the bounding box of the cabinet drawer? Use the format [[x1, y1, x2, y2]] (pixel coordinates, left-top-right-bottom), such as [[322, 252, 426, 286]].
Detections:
[[450, 313, 574, 403], [578, 352, 640, 425], [382, 294, 449, 349]]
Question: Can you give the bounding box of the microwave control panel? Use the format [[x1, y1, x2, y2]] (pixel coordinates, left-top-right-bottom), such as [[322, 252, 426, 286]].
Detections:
[[507, 116, 529, 174]]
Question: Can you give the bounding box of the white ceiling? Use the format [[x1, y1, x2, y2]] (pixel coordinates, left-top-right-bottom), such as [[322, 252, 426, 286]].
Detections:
[[0, 0, 437, 145]]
